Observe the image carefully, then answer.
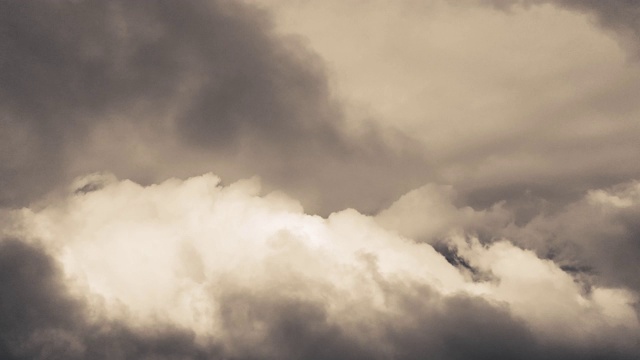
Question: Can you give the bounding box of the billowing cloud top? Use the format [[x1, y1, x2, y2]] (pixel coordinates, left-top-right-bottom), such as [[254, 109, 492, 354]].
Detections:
[[2, 173, 639, 359], [1, 0, 640, 359]]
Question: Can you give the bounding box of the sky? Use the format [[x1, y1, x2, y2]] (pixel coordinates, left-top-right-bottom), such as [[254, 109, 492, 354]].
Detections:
[[0, 1, 639, 359]]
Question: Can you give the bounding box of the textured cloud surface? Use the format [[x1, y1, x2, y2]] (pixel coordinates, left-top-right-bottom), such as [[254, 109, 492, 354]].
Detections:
[[1, 174, 639, 359], [0, 0, 426, 214], [2, 0, 640, 359]]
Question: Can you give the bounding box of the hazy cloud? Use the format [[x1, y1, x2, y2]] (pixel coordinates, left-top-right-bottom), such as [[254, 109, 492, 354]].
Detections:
[[260, 0, 640, 211], [0, 0, 427, 214]]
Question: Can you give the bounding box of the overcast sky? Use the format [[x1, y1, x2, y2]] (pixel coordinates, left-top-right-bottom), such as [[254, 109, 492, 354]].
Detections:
[[1, 1, 639, 359]]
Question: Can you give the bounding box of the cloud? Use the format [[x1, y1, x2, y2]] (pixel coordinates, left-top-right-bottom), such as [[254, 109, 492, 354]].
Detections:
[[3, 2, 640, 358], [259, 0, 640, 211], [0, 238, 220, 359], [0, 0, 427, 215], [2, 173, 638, 359], [4, 0, 639, 216], [375, 183, 512, 242], [376, 174, 640, 294], [498, 181, 640, 292], [475, 0, 640, 56]]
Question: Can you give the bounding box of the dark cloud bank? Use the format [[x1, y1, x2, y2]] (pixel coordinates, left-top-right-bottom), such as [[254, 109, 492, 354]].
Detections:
[[0, 0, 427, 215], [1, 0, 639, 214]]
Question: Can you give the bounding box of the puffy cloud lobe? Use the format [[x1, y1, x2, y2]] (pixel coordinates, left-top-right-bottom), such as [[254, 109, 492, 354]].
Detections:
[[2, 173, 638, 359], [358, 178, 640, 346], [375, 183, 512, 242], [378, 177, 640, 296]]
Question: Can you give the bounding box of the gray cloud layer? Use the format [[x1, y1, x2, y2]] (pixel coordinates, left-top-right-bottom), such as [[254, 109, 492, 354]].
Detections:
[[0, 0, 427, 214], [448, 0, 640, 208], [255, 0, 640, 216], [3, 0, 639, 215]]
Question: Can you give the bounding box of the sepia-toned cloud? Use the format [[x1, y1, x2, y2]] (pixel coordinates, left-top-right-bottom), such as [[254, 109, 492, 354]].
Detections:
[[1, 174, 638, 359], [2, 1, 640, 358]]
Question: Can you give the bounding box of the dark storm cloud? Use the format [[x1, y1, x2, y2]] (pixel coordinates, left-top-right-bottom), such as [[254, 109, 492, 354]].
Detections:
[[0, 0, 181, 205], [0, 0, 329, 198], [0, 238, 220, 359], [0, 0, 426, 214]]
